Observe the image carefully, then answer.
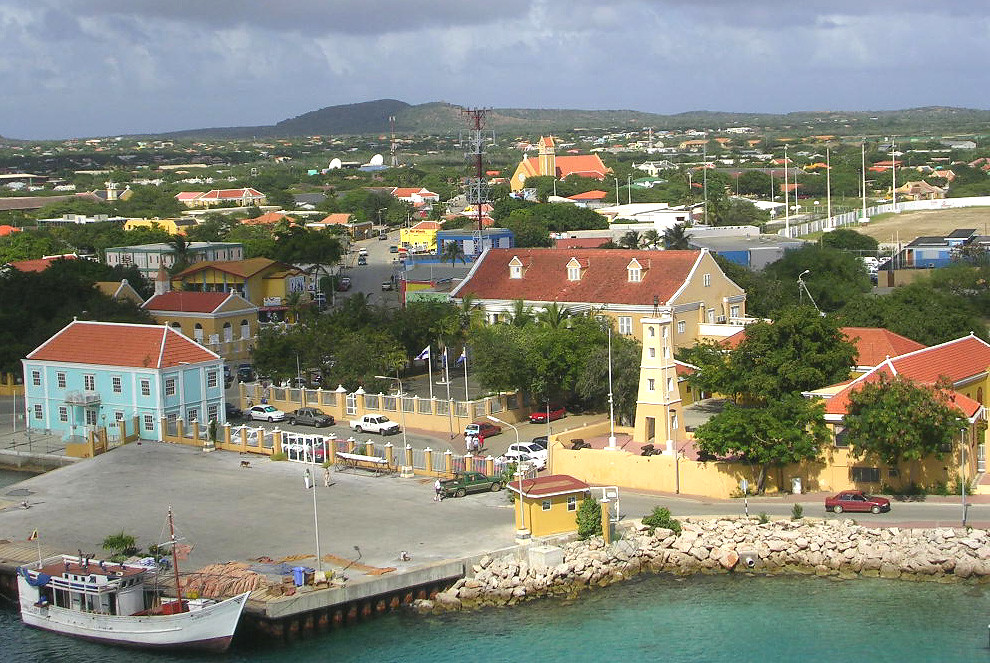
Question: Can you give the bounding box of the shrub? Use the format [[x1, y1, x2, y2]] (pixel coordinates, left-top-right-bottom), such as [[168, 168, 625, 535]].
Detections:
[[576, 497, 602, 540], [641, 506, 682, 534], [758, 512, 770, 524], [791, 504, 804, 520], [102, 531, 139, 562], [270, 452, 287, 461]]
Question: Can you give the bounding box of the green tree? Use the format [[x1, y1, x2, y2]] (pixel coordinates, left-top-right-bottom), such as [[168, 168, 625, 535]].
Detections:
[[820, 228, 879, 253], [694, 395, 829, 493], [440, 240, 467, 267], [576, 496, 603, 539], [843, 375, 967, 483], [618, 230, 643, 249], [502, 212, 551, 247], [763, 245, 871, 313], [708, 306, 856, 403]]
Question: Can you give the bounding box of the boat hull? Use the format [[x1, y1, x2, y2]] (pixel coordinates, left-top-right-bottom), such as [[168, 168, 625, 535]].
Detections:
[[19, 590, 250, 652]]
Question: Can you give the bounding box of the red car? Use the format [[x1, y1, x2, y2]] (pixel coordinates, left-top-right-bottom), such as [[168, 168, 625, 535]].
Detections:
[[530, 404, 566, 424], [825, 490, 890, 514]]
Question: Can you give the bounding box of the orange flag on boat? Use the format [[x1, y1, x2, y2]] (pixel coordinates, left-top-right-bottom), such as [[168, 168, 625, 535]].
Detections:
[[27, 530, 38, 541]]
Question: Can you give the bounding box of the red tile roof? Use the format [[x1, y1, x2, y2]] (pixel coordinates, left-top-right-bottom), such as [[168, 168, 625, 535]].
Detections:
[[507, 474, 590, 498], [553, 237, 612, 249], [841, 327, 926, 367], [886, 334, 990, 384], [196, 188, 264, 201], [521, 154, 609, 180], [454, 248, 703, 306], [143, 291, 232, 313], [6, 255, 77, 273], [723, 326, 927, 367], [27, 321, 219, 368], [568, 190, 608, 201]]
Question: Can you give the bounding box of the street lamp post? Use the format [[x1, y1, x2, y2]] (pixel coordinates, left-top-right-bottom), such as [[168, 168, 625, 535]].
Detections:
[[374, 371, 408, 449], [303, 468, 322, 579], [488, 415, 527, 538], [961, 428, 969, 528]]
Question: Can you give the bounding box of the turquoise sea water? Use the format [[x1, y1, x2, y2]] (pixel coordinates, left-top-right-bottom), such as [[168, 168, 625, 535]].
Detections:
[[2, 573, 989, 663]]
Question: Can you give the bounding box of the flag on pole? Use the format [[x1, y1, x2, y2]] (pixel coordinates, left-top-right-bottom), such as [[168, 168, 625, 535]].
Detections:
[[441, 348, 448, 369], [27, 529, 38, 541], [455, 348, 467, 365], [415, 346, 431, 361]]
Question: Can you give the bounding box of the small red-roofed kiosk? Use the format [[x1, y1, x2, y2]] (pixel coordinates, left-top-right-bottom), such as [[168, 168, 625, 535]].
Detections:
[[507, 474, 591, 538]]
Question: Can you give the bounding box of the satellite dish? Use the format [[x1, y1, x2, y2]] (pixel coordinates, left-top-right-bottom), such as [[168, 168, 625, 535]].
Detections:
[[328, 158, 342, 170], [369, 154, 384, 166]]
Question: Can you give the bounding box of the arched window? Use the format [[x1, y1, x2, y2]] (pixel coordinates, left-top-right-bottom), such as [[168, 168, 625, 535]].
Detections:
[[223, 321, 233, 342], [240, 319, 250, 340], [194, 323, 204, 342]]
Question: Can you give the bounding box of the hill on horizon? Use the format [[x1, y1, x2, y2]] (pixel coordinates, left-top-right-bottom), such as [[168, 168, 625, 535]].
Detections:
[[81, 100, 990, 140]]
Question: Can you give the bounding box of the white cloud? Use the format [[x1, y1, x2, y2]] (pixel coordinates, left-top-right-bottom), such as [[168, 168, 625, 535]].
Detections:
[[0, 1, 986, 138]]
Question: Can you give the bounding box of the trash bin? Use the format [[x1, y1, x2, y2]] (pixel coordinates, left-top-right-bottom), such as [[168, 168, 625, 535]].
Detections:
[[291, 566, 313, 586], [791, 477, 802, 495]]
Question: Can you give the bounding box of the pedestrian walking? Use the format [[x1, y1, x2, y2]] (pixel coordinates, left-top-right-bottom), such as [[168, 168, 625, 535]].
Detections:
[[323, 466, 331, 487], [434, 478, 443, 502]]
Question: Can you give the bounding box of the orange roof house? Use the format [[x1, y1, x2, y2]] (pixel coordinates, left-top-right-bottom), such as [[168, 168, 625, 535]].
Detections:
[[451, 248, 746, 349], [243, 211, 294, 225], [175, 188, 266, 208], [5, 254, 78, 273], [510, 136, 610, 192], [22, 320, 225, 442]]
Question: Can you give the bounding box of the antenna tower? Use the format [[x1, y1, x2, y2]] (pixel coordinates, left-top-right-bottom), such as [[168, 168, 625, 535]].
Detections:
[[461, 107, 490, 233], [389, 115, 398, 167]]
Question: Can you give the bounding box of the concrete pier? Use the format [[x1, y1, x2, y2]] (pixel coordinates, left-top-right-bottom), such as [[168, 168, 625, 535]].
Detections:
[[0, 441, 517, 637]]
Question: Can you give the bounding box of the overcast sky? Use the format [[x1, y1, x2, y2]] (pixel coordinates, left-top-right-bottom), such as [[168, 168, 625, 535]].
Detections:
[[1, 1, 987, 139]]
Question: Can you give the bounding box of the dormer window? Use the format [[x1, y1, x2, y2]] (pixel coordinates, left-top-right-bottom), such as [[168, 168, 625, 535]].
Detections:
[[566, 257, 582, 281], [627, 258, 643, 283], [509, 256, 523, 279]]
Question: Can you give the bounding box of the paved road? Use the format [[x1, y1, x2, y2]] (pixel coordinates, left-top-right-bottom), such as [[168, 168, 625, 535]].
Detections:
[[1, 441, 988, 580], [334, 230, 402, 309]]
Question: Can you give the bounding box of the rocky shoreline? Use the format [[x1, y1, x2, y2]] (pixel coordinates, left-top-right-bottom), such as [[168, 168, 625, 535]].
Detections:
[[416, 517, 990, 614]]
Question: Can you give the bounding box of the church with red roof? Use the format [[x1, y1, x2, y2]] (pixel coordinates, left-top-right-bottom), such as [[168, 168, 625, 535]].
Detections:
[[509, 136, 610, 192]]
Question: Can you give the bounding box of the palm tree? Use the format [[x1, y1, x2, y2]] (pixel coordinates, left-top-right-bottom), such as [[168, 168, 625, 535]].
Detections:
[[536, 302, 572, 329], [441, 240, 467, 267], [166, 234, 191, 275], [618, 230, 643, 250], [662, 223, 692, 250], [508, 299, 534, 327], [642, 229, 661, 250]]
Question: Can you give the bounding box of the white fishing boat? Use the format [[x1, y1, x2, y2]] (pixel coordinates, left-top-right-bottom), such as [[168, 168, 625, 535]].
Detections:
[[16, 508, 250, 652]]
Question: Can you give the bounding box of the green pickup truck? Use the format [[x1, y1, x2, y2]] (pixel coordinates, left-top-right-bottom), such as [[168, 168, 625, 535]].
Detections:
[[440, 471, 503, 498]]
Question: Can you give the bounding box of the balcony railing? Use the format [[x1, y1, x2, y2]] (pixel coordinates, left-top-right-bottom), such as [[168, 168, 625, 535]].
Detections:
[[65, 390, 100, 405]]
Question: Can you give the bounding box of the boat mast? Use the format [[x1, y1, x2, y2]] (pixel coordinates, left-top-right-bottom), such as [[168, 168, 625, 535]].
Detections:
[[168, 506, 183, 605]]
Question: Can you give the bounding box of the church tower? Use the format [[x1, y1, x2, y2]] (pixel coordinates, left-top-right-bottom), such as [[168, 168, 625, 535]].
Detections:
[[537, 136, 557, 178]]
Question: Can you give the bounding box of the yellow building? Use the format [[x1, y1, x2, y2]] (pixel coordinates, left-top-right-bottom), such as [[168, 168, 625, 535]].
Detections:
[[510, 136, 609, 192], [399, 221, 443, 252], [633, 315, 686, 449], [172, 257, 307, 323], [450, 248, 749, 351], [142, 291, 259, 364], [94, 279, 145, 306], [507, 474, 591, 537], [123, 218, 198, 235]]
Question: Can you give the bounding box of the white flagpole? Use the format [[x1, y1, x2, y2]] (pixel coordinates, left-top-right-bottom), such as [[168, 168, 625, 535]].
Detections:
[[463, 352, 469, 402], [427, 347, 434, 400], [443, 348, 453, 439]]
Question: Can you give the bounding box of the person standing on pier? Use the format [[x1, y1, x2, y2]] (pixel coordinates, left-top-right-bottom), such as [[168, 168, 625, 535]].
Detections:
[[434, 478, 443, 501]]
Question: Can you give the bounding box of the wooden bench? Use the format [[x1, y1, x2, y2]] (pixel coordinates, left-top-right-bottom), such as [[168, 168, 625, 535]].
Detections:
[[334, 451, 392, 475]]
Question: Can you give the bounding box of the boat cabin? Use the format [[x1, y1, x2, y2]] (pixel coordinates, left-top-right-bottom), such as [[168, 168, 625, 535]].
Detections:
[[20, 556, 156, 616]]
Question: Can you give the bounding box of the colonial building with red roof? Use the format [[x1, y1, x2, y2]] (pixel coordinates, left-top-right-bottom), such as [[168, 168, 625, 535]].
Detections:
[[142, 291, 259, 364], [450, 248, 747, 349], [174, 188, 266, 208], [510, 136, 610, 192], [22, 321, 225, 442], [805, 333, 990, 493]]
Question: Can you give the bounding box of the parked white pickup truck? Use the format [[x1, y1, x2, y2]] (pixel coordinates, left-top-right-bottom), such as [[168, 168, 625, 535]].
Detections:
[[349, 414, 400, 435]]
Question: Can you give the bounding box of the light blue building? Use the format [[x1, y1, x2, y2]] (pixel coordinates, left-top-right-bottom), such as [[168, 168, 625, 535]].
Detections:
[[22, 320, 225, 442]]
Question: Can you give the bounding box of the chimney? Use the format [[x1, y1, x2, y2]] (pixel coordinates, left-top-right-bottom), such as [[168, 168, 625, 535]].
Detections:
[[155, 265, 171, 296]]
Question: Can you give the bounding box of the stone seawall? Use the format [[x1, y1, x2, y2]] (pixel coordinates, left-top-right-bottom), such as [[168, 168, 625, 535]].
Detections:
[[418, 518, 990, 613]]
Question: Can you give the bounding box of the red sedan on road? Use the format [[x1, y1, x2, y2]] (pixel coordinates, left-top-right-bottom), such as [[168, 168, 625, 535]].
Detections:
[[530, 404, 566, 424], [825, 490, 891, 514]]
